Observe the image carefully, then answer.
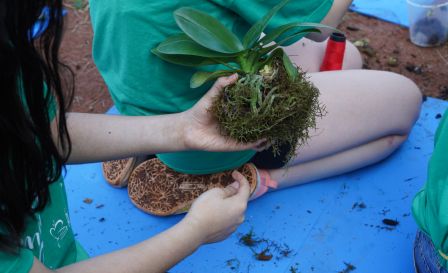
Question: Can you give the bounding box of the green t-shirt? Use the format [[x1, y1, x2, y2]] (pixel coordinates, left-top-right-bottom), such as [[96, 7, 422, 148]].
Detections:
[[0, 178, 89, 273], [90, 0, 333, 174], [412, 108, 448, 268], [0, 88, 88, 272]]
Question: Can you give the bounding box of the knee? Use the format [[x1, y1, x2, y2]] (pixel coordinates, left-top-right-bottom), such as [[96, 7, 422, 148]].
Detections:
[[342, 40, 363, 70], [386, 72, 423, 134], [391, 72, 422, 114]]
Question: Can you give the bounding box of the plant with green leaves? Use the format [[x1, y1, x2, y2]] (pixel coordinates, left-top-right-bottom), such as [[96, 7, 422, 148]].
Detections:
[[152, 0, 337, 161]]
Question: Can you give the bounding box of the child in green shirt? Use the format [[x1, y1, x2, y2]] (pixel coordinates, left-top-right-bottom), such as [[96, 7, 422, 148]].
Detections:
[[0, 1, 262, 272], [91, 0, 422, 210], [413, 109, 448, 272]]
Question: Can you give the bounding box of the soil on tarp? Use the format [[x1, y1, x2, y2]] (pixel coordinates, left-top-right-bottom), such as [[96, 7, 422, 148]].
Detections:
[[60, 5, 448, 114]]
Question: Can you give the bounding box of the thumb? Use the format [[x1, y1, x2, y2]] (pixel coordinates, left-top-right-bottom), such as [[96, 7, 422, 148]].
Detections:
[[220, 181, 240, 198], [230, 171, 251, 201], [206, 74, 238, 99]]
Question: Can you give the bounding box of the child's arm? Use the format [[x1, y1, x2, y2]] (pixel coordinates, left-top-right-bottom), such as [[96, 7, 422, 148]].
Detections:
[[54, 75, 265, 164], [29, 172, 251, 273]]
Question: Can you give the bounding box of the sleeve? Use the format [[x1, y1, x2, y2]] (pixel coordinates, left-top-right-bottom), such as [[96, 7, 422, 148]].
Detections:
[[421, 109, 448, 258], [434, 109, 448, 146], [224, 0, 334, 43], [0, 248, 34, 273], [43, 83, 57, 122]]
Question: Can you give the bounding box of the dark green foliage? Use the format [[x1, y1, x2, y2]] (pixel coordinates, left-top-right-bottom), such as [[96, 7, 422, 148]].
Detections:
[[152, 1, 337, 86]]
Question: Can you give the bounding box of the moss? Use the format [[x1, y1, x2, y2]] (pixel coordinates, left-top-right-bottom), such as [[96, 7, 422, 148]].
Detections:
[[211, 58, 325, 163], [239, 229, 259, 246]]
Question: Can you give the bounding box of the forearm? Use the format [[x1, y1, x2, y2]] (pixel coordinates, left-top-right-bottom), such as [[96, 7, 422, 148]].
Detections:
[[63, 221, 201, 273], [64, 112, 186, 164], [31, 220, 203, 273]]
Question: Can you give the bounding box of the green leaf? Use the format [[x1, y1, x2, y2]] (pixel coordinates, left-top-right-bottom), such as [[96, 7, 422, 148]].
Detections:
[[259, 22, 332, 45], [190, 70, 236, 88], [152, 48, 230, 67], [242, 0, 290, 49], [174, 7, 244, 54], [282, 50, 298, 80], [156, 34, 238, 58]]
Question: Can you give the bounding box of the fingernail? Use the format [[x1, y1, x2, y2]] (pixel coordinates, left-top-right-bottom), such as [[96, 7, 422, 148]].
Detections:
[[232, 170, 242, 180]]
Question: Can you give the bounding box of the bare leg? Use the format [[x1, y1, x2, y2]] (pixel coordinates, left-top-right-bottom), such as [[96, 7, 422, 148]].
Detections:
[[259, 0, 422, 190], [283, 38, 363, 72], [266, 70, 422, 189]]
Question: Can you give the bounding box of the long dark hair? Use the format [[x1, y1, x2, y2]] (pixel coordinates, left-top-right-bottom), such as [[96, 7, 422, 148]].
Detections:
[[0, 0, 73, 252]]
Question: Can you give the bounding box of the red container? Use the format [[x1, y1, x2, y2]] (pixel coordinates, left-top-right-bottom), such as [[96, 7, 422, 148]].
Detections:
[[320, 32, 346, 71]]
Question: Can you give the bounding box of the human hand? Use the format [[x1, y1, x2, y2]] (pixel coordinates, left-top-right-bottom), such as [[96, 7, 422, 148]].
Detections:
[[180, 74, 267, 152], [181, 171, 250, 244]]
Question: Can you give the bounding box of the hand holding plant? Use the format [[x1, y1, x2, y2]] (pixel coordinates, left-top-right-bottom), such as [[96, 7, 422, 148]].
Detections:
[[181, 74, 268, 152], [153, 0, 338, 162]]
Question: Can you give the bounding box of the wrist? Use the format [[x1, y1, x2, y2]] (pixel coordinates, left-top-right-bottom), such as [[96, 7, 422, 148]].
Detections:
[[157, 113, 188, 152], [178, 215, 207, 247], [175, 111, 191, 150]]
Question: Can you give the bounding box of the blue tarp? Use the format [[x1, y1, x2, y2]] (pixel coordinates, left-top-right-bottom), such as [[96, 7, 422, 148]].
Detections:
[[65, 98, 448, 273], [350, 0, 409, 27]]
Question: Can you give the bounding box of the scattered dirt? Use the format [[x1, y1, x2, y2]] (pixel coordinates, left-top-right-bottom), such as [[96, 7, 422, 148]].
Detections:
[[256, 249, 273, 261], [404, 177, 417, 182], [382, 218, 400, 226], [238, 229, 295, 262], [338, 262, 356, 273], [225, 258, 241, 271], [59, 5, 447, 115], [364, 223, 395, 231], [240, 229, 261, 247], [82, 197, 93, 204], [289, 265, 299, 273], [352, 202, 366, 210]]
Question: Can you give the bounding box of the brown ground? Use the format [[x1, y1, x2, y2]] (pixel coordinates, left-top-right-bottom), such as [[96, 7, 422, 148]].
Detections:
[[340, 12, 448, 100], [60, 3, 111, 113], [59, 5, 448, 114]]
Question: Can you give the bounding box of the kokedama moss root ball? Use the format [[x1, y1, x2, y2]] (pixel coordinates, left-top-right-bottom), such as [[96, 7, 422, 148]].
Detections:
[[152, 0, 335, 162], [211, 59, 324, 161]]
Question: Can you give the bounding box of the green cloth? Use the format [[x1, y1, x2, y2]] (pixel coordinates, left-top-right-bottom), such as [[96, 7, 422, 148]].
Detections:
[[0, 87, 88, 272], [90, 0, 333, 174], [412, 108, 448, 269], [0, 178, 89, 272]]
